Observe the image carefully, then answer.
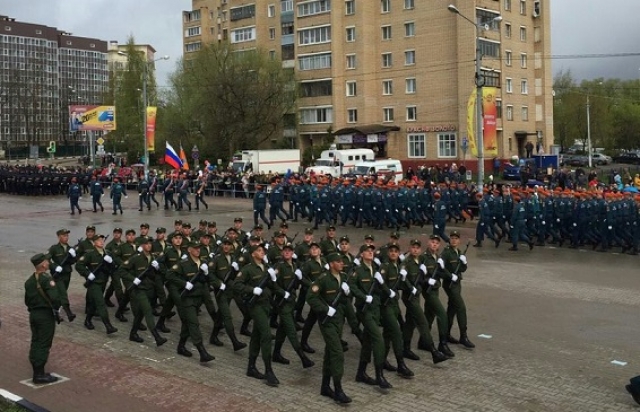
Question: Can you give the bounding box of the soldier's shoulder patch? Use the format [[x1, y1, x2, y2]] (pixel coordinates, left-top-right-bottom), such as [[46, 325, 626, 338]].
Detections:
[[50, 280, 56, 287], [124, 260, 129, 265], [236, 272, 243, 278], [172, 264, 179, 270], [311, 284, 320, 293], [380, 269, 386, 275], [238, 257, 244, 262], [79, 256, 85, 262]]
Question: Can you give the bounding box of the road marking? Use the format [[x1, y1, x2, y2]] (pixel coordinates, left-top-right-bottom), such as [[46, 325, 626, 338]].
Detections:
[[477, 334, 492, 339], [611, 360, 627, 366]]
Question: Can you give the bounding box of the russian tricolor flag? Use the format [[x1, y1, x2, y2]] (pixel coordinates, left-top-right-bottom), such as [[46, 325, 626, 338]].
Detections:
[[164, 142, 183, 170]]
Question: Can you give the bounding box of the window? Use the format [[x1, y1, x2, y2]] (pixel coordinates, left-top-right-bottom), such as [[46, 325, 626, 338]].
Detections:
[[382, 80, 393, 95], [405, 78, 416, 94], [231, 27, 256, 43], [505, 0, 511, 11], [438, 133, 457, 158], [346, 81, 357, 96], [281, 0, 293, 13], [404, 50, 415, 65], [298, 0, 331, 17], [506, 105, 514, 121], [482, 70, 501, 88], [520, 53, 527, 68], [345, 0, 355, 15], [520, 0, 527, 15], [476, 9, 501, 31], [381, 0, 391, 13], [521, 79, 528, 94], [406, 106, 417, 121], [345, 27, 356, 42], [269, 27, 276, 39], [478, 39, 500, 58], [381, 25, 392, 40], [520, 26, 527, 41], [268, 4, 276, 17], [405, 22, 415, 37], [282, 22, 294, 35], [186, 26, 201, 37], [298, 52, 332, 70], [185, 42, 202, 52], [505, 78, 513, 93], [230, 4, 256, 21], [269, 50, 276, 60], [404, 0, 415, 9], [505, 50, 512, 66], [300, 79, 332, 97], [347, 108, 358, 123], [496, 99, 503, 118], [521, 106, 529, 121], [298, 25, 331, 45], [300, 107, 333, 124], [505, 23, 511, 38], [382, 52, 392, 68], [346, 54, 356, 69], [408, 134, 425, 158], [383, 107, 394, 122]]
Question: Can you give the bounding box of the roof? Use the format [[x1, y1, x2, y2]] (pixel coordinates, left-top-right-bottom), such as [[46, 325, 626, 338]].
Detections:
[[334, 124, 400, 135]]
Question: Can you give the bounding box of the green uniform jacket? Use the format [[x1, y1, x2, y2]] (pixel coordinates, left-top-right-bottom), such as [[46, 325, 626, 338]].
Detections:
[[402, 254, 425, 293], [25, 272, 61, 311], [422, 252, 443, 289], [320, 237, 338, 257], [105, 239, 123, 255], [161, 246, 182, 281], [48, 243, 76, 275], [76, 238, 94, 258], [114, 242, 137, 267], [307, 272, 348, 323], [121, 253, 155, 290], [339, 251, 356, 273], [267, 245, 285, 265], [167, 257, 207, 297], [211, 253, 234, 289], [152, 239, 168, 254], [301, 257, 327, 287], [294, 241, 311, 263], [275, 260, 298, 302], [440, 245, 467, 283], [349, 263, 385, 310], [75, 249, 114, 284], [234, 261, 280, 306], [379, 260, 402, 304]]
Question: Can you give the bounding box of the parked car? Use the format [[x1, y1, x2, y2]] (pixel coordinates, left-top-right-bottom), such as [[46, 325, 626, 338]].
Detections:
[[590, 153, 612, 165], [566, 155, 589, 167], [613, 151, 640, 165], [502, 159, 537, 181]]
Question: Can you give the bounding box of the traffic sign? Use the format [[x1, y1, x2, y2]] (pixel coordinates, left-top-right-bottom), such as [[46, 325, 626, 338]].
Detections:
[[192, 145, 200, 160], [96, 137, 105, 146], [46, 141, 56, 154], [97, 145, 106, 155]]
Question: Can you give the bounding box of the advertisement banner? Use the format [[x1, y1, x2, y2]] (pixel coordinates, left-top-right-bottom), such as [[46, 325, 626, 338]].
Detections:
[[466, 87, 498, 158], [146, 106, 157, 152], [69, 105, 116, 131]]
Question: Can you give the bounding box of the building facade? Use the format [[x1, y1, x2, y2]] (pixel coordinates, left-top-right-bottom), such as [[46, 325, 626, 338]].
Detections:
[[0, 15, 108, 152], [182, 0, 553, 169]]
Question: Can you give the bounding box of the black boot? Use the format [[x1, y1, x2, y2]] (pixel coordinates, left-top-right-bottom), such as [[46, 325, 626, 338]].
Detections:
[[63, 305, 76, 322], [177, 338, 193, 357], [272, 341, 290, 364], [375, 365, 392, 389], [195, 343, 215, 362], [417, 336, 431, 351], [447, 334, 460, 344], [138, 322, 147, 331], [246, 356, 265, 380], [438, 340, 455, 358], [431, 349, 449, 364], [296, 348, 315, 368], [294, 310, 306, 324], [240, 318, 252, 337], [383, 359, 397, 372], [105, 297, 115, 307], [320, 375, 334, 398], [32, 365, 58, 385], [333, 379, 352, 404], [355, 361, 376, 385], [104, 320, 118, 335], [460, 332, 476, 349], [209, 327, 224, 347], [264, 361, 280, 387], [301, 340, 315, 354], [84, 316, 95, 330], [402, 347, 420, 361], [155, 316, 171, 333], [229, 331, 247, 351], [151, 328, 168, 347], [115, 308, 128, 322], [129, 330, 144, 343], [396, 358, 414, 379]]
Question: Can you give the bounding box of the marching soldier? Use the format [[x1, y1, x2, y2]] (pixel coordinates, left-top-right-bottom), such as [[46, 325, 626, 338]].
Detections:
[[319, 225, 339, 256], [110, 176, 127, 215], [148, 170, 161, 209], [253, 184, 271, 229], [68, 176, 82, 215], [177, 173, 192, 211], [90, 175, 104, 213], [299, 242, 328, 354], [138, 175, 151, 211], [155, 232, 184, 333], [104, 228, 123, 307], [192, 220, 208, 241], [163, 173, 178, 210], [194, 174, 208, 210], [48, 228, 77, 321], [111, 229, 139, 322]]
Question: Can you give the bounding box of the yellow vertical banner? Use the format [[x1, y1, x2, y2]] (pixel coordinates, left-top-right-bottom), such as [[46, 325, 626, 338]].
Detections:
[[466, 91, 477, 157], [146, 106, 157, 152], [466, 88, 499, 158]]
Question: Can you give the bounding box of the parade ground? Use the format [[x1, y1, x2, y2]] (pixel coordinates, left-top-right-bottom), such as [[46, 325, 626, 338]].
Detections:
[[0, 194, 638, 412]]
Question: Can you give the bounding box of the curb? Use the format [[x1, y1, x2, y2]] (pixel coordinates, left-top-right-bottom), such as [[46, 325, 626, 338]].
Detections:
[[0, 389, 50, 412]]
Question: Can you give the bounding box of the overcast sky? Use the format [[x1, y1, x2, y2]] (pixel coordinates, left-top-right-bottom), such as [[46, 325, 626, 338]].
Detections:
[[2, 0, 640, 85]]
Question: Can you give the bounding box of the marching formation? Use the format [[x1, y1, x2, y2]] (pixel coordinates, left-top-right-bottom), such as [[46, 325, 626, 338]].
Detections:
[[27, 219, 475, 404]]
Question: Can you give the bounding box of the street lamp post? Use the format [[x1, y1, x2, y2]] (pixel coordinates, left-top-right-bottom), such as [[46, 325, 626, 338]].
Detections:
[[448, 4, 502, 187]]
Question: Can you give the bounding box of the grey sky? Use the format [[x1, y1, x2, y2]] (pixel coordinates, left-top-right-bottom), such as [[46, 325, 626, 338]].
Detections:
[[1, 0, 640, 84]]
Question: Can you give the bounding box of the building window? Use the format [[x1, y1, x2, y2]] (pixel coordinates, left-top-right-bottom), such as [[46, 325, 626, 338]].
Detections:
[[406, 106, 417, 121], [185, 42, 202, 53], [438, 133, 457, 158], [269, 50, 276, 60], [382, 80, 393, 95], [345, 0, 355, 15], [404, 50, 415, 65], [506, 105, 514, 121], [345, 27, 356, 42], [505, 50, 512, 66], [381, 25, 392, 40], [298, 0, 331, 18], [408, 134, 425, 158], [405, 22, 415, 37], [347, 108, 358, 123], [521, 106, 529, 121], [520, 0, 527, 15], [346, 54, 356, 69], [300, 107, 333, 124], [381, 0, 391, 13], [300, 79, 333, 97], [476, 9, 501, 31], [230, 4, 256, 21], [521, 79, 528, 94], [186, 26, 201, 37], [506, 78, 513, 93], [404, 0, 415, 10], [299, 25, 331, 45], [521, 53, 528, 68], [346, 81, 357, 96], [269, 27, 276, 39], [405, 78, 416, 94], [231, 27, 256, 43], [520, 26, 527, 41], [281, 0, 293, 12], [282, 21, 294, 35], [496, 99, 503, 118], [268, 4, 276, 17], [505, 23, 511, 38], [478, 39, 500, 58], [383, 107, 394, 122], [298, 52, 332, 70], [482, 70, 501, 88], [505, 0, 511, 11], [382, 52, 392, 68]]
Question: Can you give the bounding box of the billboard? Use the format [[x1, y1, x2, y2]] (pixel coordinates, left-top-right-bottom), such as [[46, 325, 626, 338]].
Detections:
[[69, 105, 116, 132], [146, 106, 157, 152], [466, 87, 498, 158]]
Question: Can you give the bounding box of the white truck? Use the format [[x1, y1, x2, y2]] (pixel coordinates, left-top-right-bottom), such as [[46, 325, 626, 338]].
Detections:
[[305, 147, 375, 177], [231, 149, 301, 175], [352, 159, 404, 183]]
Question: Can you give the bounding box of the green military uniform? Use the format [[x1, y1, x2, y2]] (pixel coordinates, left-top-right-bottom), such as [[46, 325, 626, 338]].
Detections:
[[48, 235, 76, 320], [379, 259, 406, 367], [299, 254, 328, 351], [267, 244, 285, 265], [294, 240, 312, 263], [76, 236, 95, 258], [441, 240, 472, 346], [337, 249, 362, 339], [112, 241, 138, 318], [320, 236, 338, 257], [198, 242, 219, 326], [422, 250, 451, 347], [157, 244, 184, 328]]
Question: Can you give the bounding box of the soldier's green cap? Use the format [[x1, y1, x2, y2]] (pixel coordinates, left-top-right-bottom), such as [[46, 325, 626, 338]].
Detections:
[[221, 237, 233, 245], [429, 234, 441, 241], [253, 224, 264, 230], [200, 233, 212, 238], [174, 219, 183, 225], [187, 240, 201, 248], [410, 239, 422, 246], [449, 230, 461, 238], [390, 232, 400, 239], [56, 228, 70, 236], [140, 223, 150, 229], [125, 229, 136, 235], [182, 222, 191, 228], [282, 243, 294, 251], [171, 232, 183, 237], [207, 221, 217, 228], [227, 227, 239, 234], [156, 227, 166, 233], [339, 235, 350, 243], [249, 235, 262, 242], [274, 231, 285, 238], [304, 228, 314, 235], [326, 225, 336, 231], [280, 221, 288, 228], [364, 234, 375, 241], [326, 253, 342, 263], [309, 242, 321, 248], [138, 237, 152, 244], [199, 219, 208, 225], [388, 243, 401, 250], [93, 234, 106, 241], [85, 225, 96, 231], [359, 244, 376, 253], [30, 253, 50, 267], [234, 217, 243, 222], [249, 244, 265, 253], [113, 227, 123, 233]]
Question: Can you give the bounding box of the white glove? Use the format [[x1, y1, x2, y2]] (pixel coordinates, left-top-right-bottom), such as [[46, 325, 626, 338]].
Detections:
[[232, 262, 239, 271], [137, 246, 143, 253], [451, 274, 459, 282], [185, 281, 194, 290], [374, 257, 381, 266], [268, 268, 277, 281], [209, 253, 215, 259], [365, 295, 373, 304], [199, 263, 209, 274], [133, 278, 141, 286], [572, 223, 577, 227], [399, 253, 406, 262], [125, 196, 128, 199], [181, 254, 188, 261], [219, 283, 226, 291], [435, 225, 439, 229], [263, 256, 269, 264], [419, 264, 427, 274], [55, 266, 63, 273], [103, 255, 113, 264], [427, 278, 436, 286], [437, 258, 445, 269], [88, 273, 96, 281], [216, 240, 222, 245], [542, 221, 546, 225], [608, 225, 612, 230], [399, 269, 407, 281], [556, 218, 560, 223], [353, 258, 361, 266], [327, 306, 336, 317], [389, 290, 396, 299], [284, 291, 290, 300], [68, 248, 76, 257], [253, 287, 263, 296], [411, 286, 418, 296], [292, 253, 298, 260], [374, 272, 384, 284], [294, 269, 303, 280], [264, 243, 270, 250], [324, 263, 329, 270], [459, 255, 467, 265], [341, 282, 350, 295], [151, 260, 159, 269]]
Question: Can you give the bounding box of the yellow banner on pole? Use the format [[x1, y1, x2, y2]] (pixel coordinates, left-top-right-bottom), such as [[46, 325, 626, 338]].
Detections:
[[466, 87, 498, 158], [146, 106, 157, 152]]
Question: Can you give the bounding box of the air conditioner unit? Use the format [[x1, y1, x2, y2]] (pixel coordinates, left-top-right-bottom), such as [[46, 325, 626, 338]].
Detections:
[[533, 0, 541, 17]]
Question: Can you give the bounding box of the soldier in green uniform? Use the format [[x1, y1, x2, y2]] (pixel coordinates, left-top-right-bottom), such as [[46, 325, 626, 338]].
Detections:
[[25, 253, 61, 384], [76, 225, 96, 258], [206, 221, 223, 250], [279, 221, 295, 243], [167, 240, 215, 363], [197, 233, 220, 332], [299, 242, 328, 354], [151, 227, 169, 313], [234, 244, 281, 387], [155, 232, 183, 333], [293, 228, 314, 323], [349, 244, 392, 389], [166, 219, 182, 243], [120, 238, 167, 346], [75, 234, 118, 334], [191, 220, 208, 241], [104, 228, 123, 307], [319, 225, 338, 256], [233, 217, 249, 245], [376, 232, 400, 264], [48, 228, 77, 321], [337, 236, 363, 344], [180, 222, 194, 252], [441, 230, 475, 349], [307, 253, 352, 404], [135, 223, 153, 246], [113, 229, 140, 322], [267, 231, 287, 264], [271, 243, 315, 369]]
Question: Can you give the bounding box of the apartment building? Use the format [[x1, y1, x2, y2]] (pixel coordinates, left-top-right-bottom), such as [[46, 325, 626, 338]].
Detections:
[[182, 0, 553, 167], [0, 15, 108, 151]]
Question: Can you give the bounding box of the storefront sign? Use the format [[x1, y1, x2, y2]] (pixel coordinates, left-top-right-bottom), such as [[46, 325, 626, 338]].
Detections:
[[406, 125, 457, 133]]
